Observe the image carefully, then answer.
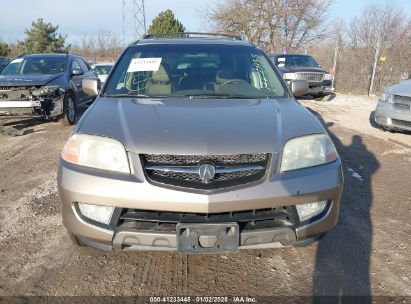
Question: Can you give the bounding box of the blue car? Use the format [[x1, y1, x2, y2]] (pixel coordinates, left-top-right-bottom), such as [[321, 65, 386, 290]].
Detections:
[[0, 53, 98, 125]]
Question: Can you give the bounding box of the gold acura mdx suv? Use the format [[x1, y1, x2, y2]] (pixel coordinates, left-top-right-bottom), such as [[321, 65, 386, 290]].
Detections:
[[58, 33, 343, 253]]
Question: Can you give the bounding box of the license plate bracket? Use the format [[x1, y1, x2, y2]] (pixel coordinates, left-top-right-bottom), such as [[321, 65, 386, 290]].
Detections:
[[176, 223, 239, 254]]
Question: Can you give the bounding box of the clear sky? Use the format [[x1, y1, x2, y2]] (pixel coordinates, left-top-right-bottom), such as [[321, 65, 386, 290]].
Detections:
[[1, 0, 410, 43]]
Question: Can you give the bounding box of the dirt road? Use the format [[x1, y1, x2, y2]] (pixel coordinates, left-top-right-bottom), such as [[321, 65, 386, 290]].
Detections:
[[0, 95, 410, 300]]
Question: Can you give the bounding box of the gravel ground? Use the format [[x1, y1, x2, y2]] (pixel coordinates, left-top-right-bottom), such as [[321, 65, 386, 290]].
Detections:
[[0, 95, 410, 300]]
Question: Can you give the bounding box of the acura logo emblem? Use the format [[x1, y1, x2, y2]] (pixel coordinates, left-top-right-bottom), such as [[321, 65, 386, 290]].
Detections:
[[198, 163, 216, 183]]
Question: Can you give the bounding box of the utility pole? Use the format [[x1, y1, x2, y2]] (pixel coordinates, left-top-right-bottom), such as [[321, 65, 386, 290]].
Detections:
[[122, 0, 146, 46], [369, 39, 380, 97], [331, 44, 338, 89]]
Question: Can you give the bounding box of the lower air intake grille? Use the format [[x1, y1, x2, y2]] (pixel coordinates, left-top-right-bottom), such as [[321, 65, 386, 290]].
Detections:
[[119, 207, 299, 232], [392, 119, 411, 129]]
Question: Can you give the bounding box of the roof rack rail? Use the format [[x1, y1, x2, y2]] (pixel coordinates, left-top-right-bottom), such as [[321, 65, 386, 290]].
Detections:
[[142, 32, 243, 41]]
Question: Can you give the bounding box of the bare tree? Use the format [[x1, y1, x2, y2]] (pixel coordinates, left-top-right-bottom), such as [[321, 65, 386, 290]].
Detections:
[[203, 0, 334, 52], [70, 30, 123, 62], [302, 2, 411, 95], [345, 2, 411, 95]]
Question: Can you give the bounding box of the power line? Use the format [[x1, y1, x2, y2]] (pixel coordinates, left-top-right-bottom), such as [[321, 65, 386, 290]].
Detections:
[[122, 0, 146, 45]]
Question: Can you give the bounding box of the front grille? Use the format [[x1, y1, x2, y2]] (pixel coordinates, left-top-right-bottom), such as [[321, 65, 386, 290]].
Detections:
[[141, 153, 269, 190], [392, 119, 411, 129], [393, 95, 411, 103], [0, 86, 37, 101], [393, 95, 411, 111], [143, 154, 267, 165], [118, 207, 299, 232], [296, 72, 324, 82], [394, 103, 411, 111], [152, 169, 261, 183]]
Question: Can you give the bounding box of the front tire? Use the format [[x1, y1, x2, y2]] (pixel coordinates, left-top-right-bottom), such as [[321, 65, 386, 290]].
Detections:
[[61, 93, 76, 125]]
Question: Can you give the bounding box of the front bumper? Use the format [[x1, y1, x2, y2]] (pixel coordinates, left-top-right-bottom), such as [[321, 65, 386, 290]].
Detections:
[[307, 85, 334, 96], [58, 159, 344, 252], [0, 97, 63, 117], [285, 80, 334, 97], [0, 100, 42, 115], [375, 102, 411, 131], [307, 80, 334, 96]]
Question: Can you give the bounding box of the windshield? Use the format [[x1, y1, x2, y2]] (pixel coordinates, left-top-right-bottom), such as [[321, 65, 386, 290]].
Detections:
[[272, 55, 320, 68], [0, 57, 67, 75], [92, 65, 113, 76], [105, 44, 286, 98]]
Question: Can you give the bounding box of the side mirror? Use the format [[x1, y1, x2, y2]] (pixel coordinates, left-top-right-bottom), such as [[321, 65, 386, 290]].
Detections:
[[82, 78, 99, 96], [71, 68, 84, 76], [290, 80, 309, 97]]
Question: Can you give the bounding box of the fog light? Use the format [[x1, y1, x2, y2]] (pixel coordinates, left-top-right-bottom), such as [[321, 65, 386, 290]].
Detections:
[[295, 201, 327, 221], [78, 203, 114, 225]]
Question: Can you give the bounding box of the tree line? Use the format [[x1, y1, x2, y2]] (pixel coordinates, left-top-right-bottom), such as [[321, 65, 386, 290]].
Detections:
[[1, 2, 410, 95], [0, 10, 185, 61], [205, 0, 411, 95]]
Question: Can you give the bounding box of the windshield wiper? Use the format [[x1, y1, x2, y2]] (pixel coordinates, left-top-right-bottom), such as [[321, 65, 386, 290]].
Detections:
[[185, 93, 262, 99], [104, 93, 165, 98]]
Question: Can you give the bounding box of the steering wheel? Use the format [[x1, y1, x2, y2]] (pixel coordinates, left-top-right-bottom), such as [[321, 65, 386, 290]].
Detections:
[[220, 79, 249, 88]]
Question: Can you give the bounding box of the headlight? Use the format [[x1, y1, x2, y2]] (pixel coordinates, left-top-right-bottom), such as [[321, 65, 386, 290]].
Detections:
[[61, 134, 130, 173], [32, 85, 60, 97], [379, 93, 394, 104], [78, 203, 114, 225], [282, 73, 297, 80], [280, 134, 338, 172], [296, 201, 327, 221], [323, 74, 333, 80]]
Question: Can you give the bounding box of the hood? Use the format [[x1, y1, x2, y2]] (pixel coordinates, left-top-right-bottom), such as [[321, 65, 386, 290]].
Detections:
[[78, 97, 324, 155], [279, 66, 327, 74], [0, 73, 63, 87], [384, 79, 411, 97]]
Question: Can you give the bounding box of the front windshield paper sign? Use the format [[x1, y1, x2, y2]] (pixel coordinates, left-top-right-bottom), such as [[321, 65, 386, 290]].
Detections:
[[127, 58, 162, 72]]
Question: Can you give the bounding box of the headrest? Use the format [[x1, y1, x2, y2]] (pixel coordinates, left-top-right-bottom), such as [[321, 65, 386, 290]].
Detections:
[[151, 64, 170, 83]]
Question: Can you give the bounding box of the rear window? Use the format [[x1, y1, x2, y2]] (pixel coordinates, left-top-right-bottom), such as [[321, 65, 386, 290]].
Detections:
[[105, 44, 286, 99]]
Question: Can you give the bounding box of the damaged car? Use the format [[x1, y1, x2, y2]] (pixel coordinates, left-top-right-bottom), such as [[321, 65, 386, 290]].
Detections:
[[0, 53, 98, 125]]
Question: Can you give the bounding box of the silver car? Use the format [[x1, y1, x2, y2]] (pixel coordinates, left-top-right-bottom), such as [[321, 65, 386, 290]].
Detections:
[[375, 79, 411, 132], [91, 63, 114, 85], [58, 33, 344, 253]]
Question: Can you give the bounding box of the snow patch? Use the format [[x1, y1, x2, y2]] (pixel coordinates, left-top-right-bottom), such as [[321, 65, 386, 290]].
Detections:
[[347, 167, 364, 181]]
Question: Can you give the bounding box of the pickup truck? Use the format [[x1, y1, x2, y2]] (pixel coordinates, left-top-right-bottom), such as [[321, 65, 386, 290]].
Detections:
[[270, 54, 334, 100]]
